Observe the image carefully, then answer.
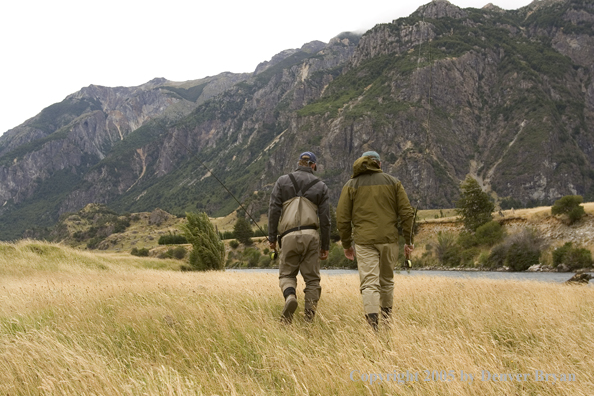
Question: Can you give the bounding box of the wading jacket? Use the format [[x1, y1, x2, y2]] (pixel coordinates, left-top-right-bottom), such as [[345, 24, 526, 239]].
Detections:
[[336, 157, 414, 249], [268, 166, 330, 251]]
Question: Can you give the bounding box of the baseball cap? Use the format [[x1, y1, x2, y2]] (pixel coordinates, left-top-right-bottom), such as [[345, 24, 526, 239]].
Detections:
[[300, 151, 317, 163], [362, 151, 381, 161]]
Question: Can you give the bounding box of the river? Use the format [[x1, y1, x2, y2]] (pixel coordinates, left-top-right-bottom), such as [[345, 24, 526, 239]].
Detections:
[[228, 268, 594, 285]]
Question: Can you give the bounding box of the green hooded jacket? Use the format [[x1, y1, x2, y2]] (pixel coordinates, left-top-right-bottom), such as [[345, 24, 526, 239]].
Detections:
[[336, 156, 415, 249]]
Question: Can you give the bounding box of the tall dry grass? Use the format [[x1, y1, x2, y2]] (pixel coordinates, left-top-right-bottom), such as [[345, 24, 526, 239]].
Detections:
[[1, 240, 593, 395]]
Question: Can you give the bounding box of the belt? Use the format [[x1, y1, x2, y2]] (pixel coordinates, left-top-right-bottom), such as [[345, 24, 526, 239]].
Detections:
[[278, 225, 318, 248]]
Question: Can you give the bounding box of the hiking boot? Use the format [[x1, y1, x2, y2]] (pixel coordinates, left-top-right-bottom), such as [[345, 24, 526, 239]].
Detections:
[[281, 294, 298, 324], [381, 307, 392, 320], [365, 313, 379, 331], [304, 308, 316, 323]]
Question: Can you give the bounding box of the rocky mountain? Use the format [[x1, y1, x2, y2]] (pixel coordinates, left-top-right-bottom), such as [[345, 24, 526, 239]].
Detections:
[[1, 0, 593, 240]]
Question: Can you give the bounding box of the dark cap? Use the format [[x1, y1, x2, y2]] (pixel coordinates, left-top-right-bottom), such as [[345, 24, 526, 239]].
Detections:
[[300, 151, 317, 163]]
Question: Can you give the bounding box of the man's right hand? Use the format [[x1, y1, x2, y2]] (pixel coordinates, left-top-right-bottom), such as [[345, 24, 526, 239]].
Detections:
[[269, 241, 276, 251], [344, 246, 355, 261]]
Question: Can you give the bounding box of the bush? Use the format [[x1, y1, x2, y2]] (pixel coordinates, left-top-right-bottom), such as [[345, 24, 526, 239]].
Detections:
[[460, 247, 480, 267], [434, 232, 460, 267], [131, 247, 150, 257], [505, 242, 540, 271], [457, 231, 478, 249], [552, 242, 593, 270], [486, 243, 508, 269], [220, 231, 235, 240], [245, 248, 261, 268], [326, 243, 357, 269], [486, 229, 543, 271], [552, 195, 585, 224], [229, 240, 240, 249], [258, 255, 272, 268], [181, 212, 225, 271], [87, 236, 104, 249], [158, 233, 188, 245], [171, 246, 187, 259], [253, 225, 268, 237], [475, 221, 504, 246]]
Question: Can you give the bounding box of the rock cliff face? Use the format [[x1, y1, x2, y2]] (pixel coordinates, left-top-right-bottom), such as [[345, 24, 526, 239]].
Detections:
[[1, 0, 593, 240]]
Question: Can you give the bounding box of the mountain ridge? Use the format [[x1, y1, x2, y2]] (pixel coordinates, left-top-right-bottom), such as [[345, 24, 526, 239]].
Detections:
[[1, 0, 593, 240]]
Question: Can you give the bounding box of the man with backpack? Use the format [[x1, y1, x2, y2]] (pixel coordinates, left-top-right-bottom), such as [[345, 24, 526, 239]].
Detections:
[[268, 151, 330, 323], [336, 151, 415, 330]]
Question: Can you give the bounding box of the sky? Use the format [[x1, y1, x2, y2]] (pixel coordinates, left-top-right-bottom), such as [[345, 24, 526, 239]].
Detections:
[[0, 0, 535, 136]]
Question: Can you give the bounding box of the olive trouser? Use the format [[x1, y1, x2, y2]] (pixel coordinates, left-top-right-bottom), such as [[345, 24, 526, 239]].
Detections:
[[355, 242, 398, 315], [278, 229, 321, 311]]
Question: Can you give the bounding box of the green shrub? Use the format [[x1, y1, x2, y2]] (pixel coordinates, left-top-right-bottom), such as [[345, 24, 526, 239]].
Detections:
[[434, 232, 460, 267], [505, 243, 540, 271], [220, 231, 235, 240], [171, 246, 187, 259], [552, 195, 585, 224], [158, 233, 188, 245], [486, 229, 543, 271], [553, 242, 593, 270], [486, 243, 508, 269], [87, 237, 104, 249], [258, 255, 272, 268], [229, 240, 240, 249], [475, 221, 504, 246], [460, 247, 481, 267], [245, 248, 261, 268], [131, 247, 150, 257], [457, 231, 478, 249], [326, 243, 357, 269], [568, 206, 586, 224]]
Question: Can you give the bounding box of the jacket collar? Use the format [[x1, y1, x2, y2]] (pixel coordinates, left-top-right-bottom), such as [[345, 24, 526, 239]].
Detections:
[[295, 165, 314, 174]]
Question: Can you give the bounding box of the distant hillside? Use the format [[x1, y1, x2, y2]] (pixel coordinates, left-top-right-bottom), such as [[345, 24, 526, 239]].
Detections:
[[1, 0, 594, 240]]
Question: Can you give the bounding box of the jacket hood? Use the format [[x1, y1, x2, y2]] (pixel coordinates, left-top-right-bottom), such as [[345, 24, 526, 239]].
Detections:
[[352, 156, 382, 178]]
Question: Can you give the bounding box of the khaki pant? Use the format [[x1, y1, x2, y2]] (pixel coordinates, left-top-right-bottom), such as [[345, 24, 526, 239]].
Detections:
[[279, 229, 321, 311], [355, 243, 398, 314]]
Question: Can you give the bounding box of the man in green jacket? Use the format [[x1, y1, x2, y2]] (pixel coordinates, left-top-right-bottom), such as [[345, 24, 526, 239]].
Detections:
[[336, 151, 415, 330]]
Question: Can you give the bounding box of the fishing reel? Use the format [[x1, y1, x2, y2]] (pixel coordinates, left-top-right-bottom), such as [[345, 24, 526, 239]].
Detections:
[[270, 250, 279, 260], [404, 258, 412, 269]]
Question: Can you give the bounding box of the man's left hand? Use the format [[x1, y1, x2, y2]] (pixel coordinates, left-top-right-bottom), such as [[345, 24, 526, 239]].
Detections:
[[404, 244, 414, 258], [269, 241, 277, 251], [319, 250, 328, 260]]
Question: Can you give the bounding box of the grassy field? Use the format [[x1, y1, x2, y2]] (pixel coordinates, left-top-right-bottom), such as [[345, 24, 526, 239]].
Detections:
[[1, 240, 593, 395]]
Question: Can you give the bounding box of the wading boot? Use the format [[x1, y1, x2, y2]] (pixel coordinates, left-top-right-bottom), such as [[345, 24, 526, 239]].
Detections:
[[304, 308, 316, 323], [281, 288, 298, 324], [365, 313, 379, 331]]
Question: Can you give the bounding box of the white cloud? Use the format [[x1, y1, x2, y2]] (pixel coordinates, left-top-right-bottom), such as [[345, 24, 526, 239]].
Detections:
[[0, 0, 533, 136]]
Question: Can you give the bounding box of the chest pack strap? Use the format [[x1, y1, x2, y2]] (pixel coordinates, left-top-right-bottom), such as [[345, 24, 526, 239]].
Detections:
[[288, 173, 321, 197]]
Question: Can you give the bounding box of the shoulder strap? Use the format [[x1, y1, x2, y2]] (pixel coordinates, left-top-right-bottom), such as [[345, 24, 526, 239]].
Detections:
[[288, 173, 321, 197], [288, 173, 301, 196]]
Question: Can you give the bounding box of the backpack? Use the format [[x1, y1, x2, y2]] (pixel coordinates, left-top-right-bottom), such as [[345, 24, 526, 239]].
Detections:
[[277, 173, 321, 244]]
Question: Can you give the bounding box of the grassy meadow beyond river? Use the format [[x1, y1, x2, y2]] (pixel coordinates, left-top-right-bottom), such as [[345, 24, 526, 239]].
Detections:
[[1, 240, 593, 395]]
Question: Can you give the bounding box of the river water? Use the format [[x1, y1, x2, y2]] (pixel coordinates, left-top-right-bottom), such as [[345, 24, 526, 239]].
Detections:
[[228, 268, 594, 285]]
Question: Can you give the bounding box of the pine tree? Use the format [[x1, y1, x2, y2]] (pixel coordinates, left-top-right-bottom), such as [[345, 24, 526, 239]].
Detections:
[[456, 176, 494, 232], [181, 212, 225, 271], [233, 216, 253, 245]]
